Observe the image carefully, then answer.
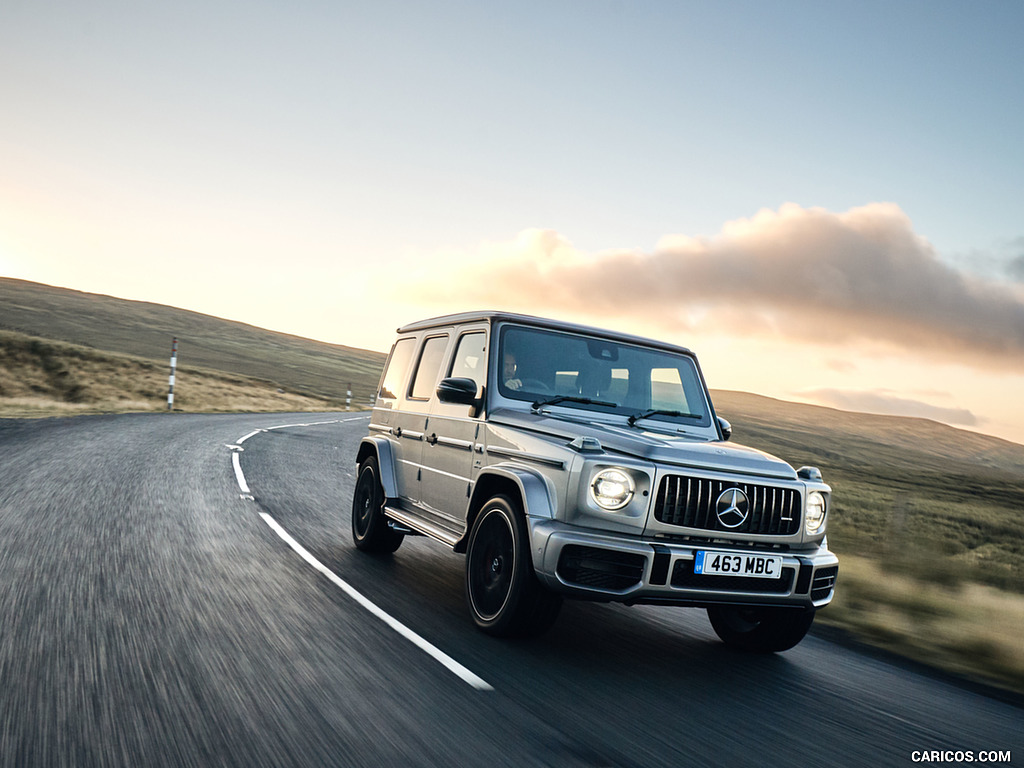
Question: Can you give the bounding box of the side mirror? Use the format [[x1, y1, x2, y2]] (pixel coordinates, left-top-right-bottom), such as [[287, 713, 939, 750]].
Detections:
[[437, 377, 479, 405], [717, 417, 732, 441]]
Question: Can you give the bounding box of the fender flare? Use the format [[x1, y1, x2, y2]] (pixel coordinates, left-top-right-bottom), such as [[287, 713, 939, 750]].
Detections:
[[456, 464, 558, 554], [357, 436, 399, 500], [472, 464, 557, 520]]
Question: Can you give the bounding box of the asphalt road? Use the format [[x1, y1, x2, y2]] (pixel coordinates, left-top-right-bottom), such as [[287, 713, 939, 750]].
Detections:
[[0, 412, 1020, 767]]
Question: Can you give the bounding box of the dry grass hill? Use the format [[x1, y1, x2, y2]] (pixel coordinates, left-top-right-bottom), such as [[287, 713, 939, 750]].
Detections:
[[0, 277, 386, 406]]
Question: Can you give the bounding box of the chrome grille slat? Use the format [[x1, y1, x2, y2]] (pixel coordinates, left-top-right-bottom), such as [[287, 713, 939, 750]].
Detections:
[[653, 475, 802, 536], [675, 476, 686, 526]]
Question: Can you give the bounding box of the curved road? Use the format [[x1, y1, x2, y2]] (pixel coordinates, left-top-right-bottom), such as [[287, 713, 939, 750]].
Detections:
[[0, 412, 1019, 767]]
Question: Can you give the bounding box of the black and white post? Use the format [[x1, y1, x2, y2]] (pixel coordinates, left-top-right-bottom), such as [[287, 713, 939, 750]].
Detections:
[[167, 337, 178, 410], [346, 383, 352, 411]]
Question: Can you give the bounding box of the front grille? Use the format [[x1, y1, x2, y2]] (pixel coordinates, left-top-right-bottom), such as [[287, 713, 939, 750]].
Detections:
[[671, 559, 794, 593], [654, 475, 801, 536], [557, 545, 646, 592], [811, 566, 838, 601]]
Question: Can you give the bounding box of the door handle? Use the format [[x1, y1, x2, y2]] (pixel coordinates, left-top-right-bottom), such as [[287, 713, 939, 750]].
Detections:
[[426, 433, 438, 445], [392, 426, 403, 438]]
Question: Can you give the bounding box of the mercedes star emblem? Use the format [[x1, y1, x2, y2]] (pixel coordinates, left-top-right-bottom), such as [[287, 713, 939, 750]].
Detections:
[[715, 487, 750, 529]]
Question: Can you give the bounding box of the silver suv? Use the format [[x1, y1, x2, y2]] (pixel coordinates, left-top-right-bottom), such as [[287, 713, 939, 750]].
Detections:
[[352, 312, 838, 651]]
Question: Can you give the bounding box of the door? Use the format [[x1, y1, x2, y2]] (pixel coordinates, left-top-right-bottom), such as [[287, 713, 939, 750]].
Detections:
[[420, 327, 488, 532], [393, 333, 450, 507]]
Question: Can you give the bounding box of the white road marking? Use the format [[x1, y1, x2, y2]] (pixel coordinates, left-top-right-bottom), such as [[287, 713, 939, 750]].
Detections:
[[237, 429, 265, 445], [231, 451, 251, 495], [259, 512, 493, 692], [228, 415, 493, 692]]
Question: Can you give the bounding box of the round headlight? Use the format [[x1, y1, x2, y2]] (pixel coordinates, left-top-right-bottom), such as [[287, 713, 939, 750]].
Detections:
[[805, 491, 827, 534], [590, 468, 635, 510]]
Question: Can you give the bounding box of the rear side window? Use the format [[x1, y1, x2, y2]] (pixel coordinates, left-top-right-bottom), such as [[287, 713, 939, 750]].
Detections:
[[409, 335, 449, 400], [378, 338, 416, 399]]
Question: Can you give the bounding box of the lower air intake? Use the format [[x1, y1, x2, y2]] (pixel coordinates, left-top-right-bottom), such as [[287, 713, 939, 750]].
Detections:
[[811, 566, 838, 601], [557, 545, 646, 592]]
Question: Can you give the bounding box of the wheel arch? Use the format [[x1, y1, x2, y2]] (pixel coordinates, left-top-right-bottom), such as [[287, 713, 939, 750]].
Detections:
[[454, 465, 556, 553], [356, 437, 399, 499]]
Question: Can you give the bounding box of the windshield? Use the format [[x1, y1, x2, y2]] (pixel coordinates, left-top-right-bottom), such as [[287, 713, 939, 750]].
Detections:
[[497, 324, 712, 427]]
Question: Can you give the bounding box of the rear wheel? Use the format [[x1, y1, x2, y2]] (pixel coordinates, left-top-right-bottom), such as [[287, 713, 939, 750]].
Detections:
[[351, 456, 403, 554], [465, 495, 561, 637], [707, 606, 815, 652]]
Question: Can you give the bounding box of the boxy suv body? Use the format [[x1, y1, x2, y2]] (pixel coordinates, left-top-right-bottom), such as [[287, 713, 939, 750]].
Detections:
[[352, 312, 838, 651]]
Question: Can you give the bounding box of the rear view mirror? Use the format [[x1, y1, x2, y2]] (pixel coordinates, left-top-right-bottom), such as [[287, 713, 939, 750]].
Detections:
[[717, 417, 732, 441], [437, 377, 479, 405]]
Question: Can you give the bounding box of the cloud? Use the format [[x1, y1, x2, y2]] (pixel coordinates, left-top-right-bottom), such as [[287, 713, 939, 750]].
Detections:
[[409, 203, 1024, 369], [801, 388, 979, 427], [1008, 251, 1024, 281], [951, 235, 1024, 284], [825, 359, 857, 374]]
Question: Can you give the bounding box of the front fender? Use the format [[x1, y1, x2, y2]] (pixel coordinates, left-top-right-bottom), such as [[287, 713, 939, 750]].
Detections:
[[455, 464, 558, 553], [476, 464, 557, 520]]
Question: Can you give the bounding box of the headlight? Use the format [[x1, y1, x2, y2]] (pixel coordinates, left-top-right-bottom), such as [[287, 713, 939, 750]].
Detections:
[[805, 491, 827, 534], [590, 468, 635, 510]]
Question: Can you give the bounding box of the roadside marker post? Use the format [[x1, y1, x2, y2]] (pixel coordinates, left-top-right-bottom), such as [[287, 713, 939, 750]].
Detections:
[[346, 383, 352, 411], [168, 338, 178, 410]]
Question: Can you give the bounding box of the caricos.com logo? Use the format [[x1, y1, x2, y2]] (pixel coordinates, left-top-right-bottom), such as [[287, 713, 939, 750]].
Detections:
[[911, 751, 1012, 764]]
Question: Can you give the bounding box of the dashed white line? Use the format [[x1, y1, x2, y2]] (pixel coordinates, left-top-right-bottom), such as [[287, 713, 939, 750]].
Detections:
[[231, 451, 252, 495], [229, 415, 493, 692]]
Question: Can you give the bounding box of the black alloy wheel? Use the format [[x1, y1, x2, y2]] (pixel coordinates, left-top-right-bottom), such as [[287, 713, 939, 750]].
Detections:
[[351, 456, 403, 554], [465, 495, 561, 637]]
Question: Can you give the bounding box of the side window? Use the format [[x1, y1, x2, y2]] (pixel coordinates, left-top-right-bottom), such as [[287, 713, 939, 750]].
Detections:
[[378, 338, 416, 400], [409, 335, 449, 400], [448, 332, 486, 391]]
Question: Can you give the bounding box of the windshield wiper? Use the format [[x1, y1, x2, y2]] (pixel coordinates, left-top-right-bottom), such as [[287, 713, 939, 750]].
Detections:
[[627, 409, 701, 427], [531, 395, 618, 412]]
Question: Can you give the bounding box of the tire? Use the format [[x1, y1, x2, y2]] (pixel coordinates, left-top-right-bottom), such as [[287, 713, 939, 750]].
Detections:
[[706, 605, 815, 653], [465, 495, 562, 638], [351, 456, 404, 554]]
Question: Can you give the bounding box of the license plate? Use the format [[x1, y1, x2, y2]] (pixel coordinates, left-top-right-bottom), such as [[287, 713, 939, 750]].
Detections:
[[694, 550, 783, 579]]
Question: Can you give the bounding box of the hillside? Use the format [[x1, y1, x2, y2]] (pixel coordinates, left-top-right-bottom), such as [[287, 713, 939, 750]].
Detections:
[[713, 389, 1024, 477], [0, 277, 387, 405], [0, 330, 343, 416]]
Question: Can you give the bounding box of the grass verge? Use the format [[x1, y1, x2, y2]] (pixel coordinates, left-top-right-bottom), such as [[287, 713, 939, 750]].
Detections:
[[817, 554, 1024, 696]]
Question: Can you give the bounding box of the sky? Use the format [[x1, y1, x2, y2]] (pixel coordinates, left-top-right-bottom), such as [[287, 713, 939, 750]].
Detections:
[[2, 0, 1023, 444]]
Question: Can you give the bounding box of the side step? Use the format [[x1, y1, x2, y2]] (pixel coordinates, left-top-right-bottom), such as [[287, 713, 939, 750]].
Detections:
[[387, 520, 417, 535], [384, 505, 462, 549]]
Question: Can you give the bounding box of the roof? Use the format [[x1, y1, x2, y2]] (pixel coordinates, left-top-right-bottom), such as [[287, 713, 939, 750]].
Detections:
[[395, 310, 695, 356]]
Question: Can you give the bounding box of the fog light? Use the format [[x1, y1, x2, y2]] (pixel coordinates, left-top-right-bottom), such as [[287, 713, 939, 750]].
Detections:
[[590, 468, 634, 510]]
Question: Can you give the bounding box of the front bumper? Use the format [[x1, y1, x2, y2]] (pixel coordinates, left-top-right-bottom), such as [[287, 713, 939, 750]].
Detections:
[[528, 519, 839, 609]]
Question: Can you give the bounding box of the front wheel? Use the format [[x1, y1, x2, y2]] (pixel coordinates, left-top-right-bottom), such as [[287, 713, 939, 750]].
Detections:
[[707, 606, 815, 653], [351, 457, 403, 554], [465, 495, 561, 637]]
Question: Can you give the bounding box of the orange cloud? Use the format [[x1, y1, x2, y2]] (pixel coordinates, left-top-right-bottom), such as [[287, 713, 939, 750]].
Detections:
[[415, 204, 1024, 369]]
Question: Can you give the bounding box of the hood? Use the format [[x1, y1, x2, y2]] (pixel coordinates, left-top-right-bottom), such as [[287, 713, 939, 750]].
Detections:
[[488, 408, 797, 481]]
